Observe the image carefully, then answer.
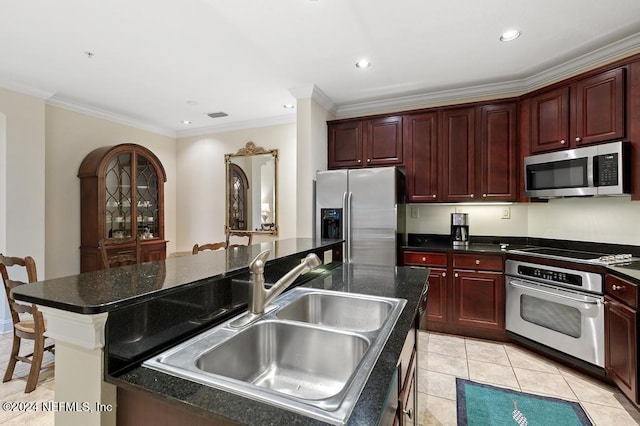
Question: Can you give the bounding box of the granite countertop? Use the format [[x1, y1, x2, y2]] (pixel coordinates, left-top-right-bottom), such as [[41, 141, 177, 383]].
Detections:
[[12, 238, 342, 314], [109, 263, 430, 425]]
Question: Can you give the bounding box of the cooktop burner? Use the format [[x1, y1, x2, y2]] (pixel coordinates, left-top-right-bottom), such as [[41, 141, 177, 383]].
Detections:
[[509, 246, 635, 265]]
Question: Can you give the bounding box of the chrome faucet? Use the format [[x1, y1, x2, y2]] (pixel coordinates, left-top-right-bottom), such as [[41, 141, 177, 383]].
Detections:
[[230, 249, 322, 328]]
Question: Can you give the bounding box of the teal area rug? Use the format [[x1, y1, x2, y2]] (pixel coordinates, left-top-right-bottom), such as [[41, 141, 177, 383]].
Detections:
[[456, 378, 593, 425]]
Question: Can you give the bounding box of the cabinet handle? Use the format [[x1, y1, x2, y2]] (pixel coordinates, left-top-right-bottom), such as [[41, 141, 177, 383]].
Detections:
[[421, 256, 427, 262], [357, 159, 361, 164], [403, 408, 413, 419], [560, 139, 566, 144], [482, 193, 487, 198], [367, 158, 371, 163], [455, 273, 459, 278], [442, 272, 446, 277], [432, 194, 436, 198], [612, 285, 623, 291], [575, 137, 581, 143], [470, 193, 474, 198], [475, 259, 480, 265]]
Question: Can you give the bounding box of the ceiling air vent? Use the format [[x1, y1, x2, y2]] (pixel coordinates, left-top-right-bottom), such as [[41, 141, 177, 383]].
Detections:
[[206, 112, 228, 119]]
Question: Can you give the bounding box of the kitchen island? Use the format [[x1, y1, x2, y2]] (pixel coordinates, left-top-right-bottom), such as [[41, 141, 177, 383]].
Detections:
[[12, 238, 429, 425]]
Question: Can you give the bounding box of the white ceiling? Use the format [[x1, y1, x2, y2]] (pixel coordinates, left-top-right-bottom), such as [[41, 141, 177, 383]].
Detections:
[[2, 0, 640, 137]]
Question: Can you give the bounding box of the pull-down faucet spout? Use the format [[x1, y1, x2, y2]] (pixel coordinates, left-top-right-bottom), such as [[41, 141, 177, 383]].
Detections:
[[230, 249, 322, 328]]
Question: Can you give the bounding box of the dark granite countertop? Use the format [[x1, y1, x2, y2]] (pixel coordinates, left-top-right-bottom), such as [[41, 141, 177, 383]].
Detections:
[[109, 263, 430, 425], [606, 262, 640, 283], [12, 238, 342, 314]]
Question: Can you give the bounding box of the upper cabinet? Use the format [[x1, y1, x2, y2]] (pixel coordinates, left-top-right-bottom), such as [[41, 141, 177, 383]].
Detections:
[[328, 116, 403, 169], [78, 143, 167, 272], [530, 68, 626, 153], [405, 102, 517, 203]]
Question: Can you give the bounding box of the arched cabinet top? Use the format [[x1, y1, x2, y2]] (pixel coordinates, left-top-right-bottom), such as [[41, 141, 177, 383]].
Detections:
[[78, 143, 167, 182]]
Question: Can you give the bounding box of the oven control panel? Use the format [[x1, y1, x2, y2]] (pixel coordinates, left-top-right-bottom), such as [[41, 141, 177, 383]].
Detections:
[[517, 265, 582, 287]]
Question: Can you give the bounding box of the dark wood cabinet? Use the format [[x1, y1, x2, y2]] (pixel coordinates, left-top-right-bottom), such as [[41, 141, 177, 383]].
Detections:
[[328, 120, 363, 168], [328, 116, 403, 169], [78, 143, 167, 272], [395, 325, 417, 426], [441, 107, 476, 201], [530, 67, 625, 153], [405, 112, 439, 201], [402, 250, 505, 338], [478, 103, 518, 201], [605, 274, 638, 404]]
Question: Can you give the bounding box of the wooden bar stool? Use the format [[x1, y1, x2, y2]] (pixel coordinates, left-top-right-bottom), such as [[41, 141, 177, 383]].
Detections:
[[192, 242, 227, 254], [225, 230, 253, 248], [99, 237, 141, 269], [0, 254, 55, 393]]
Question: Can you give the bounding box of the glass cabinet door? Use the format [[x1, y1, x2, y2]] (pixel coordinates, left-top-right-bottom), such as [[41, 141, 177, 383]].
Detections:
[[136, 154, 159, 239], [105, 153, 133, 238]]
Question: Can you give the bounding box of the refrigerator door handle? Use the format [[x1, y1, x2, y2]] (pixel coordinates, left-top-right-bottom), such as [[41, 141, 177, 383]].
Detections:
[[347, 191, 353, 263]]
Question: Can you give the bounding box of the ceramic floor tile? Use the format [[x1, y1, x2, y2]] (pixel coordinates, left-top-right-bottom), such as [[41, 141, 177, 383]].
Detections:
[[467, 359, 520, 390], [563, 371, 635, 410], [581, 401, 640, 426], [465, 340, 511, 366], [417, 392, 457, 426], [513, 367, 577, 400], [418, 369, 458, 401], [423, 352, 469, 378], [504, 344, 561, 374], [425, 333, 466, 359]]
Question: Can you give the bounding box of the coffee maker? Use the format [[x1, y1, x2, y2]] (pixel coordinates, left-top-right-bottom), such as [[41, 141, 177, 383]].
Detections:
[[451, 213, 469, 246]]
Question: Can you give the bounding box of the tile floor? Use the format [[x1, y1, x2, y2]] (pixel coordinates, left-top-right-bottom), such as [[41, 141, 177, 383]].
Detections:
[[0, 330, 639, 425], [417, 331, 640, 426]]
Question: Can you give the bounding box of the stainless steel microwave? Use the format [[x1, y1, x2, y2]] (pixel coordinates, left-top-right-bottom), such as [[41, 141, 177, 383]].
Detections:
[[524, 141, 629, 198]]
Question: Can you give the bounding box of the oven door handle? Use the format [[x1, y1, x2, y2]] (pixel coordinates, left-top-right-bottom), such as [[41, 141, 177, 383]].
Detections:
[[507, 279, 602, 305]]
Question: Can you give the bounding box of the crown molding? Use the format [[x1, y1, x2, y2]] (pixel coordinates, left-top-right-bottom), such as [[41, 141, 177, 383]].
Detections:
[[46, 95, 176, 138], [176, 114, 296, 138], [0, 78, 54, 99], [335, 31, 640, 119], [289, 84, 338, 115]]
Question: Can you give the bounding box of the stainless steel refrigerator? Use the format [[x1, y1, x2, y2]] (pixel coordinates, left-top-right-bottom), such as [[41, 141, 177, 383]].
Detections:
[[315, 167, 406, 266]]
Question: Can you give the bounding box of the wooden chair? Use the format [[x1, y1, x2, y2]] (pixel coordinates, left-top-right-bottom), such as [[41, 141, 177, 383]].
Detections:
[[99, 237, 141, 269], [192, 242, 227, 254], [1, 254, 55, 393], [225, 230, 253, 248]]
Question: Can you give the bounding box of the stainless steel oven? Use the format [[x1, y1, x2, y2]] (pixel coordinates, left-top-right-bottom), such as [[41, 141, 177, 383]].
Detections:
[[505, 259, 604, 368]]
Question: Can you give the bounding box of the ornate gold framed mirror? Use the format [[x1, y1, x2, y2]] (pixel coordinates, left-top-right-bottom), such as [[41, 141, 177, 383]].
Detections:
[[225, 142, 278, 235]]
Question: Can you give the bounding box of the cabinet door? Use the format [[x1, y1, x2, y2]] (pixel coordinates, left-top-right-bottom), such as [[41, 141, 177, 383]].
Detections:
[[365, 116, 403, 166], [405, 112, 439, 201], [530, 86, 570, 153], [425, 267, 448, 327], [574, 68, 625, 146], [605, 295, 637, 402], [479, 103, 517, 201], [328, 121, 363, 168], [452, 270, 504, 330], [441, 107, 476, 201]]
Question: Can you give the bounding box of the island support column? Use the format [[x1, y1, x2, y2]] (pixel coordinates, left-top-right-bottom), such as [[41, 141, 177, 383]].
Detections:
[[39, 307, 115, 426]]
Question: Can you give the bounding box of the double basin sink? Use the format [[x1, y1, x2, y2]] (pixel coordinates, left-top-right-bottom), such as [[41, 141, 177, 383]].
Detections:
[[144, 286, 407, 424]]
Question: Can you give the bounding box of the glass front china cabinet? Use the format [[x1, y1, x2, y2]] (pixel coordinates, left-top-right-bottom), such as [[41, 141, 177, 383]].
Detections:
[[78, 143, 167, 272]]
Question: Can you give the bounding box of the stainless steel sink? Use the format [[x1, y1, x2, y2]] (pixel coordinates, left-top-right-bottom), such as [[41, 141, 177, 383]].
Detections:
[[276, 291, 393, 332], [143, 287, 406, 425]]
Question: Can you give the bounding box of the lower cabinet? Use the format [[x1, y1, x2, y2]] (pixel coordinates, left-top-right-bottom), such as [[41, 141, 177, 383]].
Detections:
[[394, 316, 417, 426], [402, 250, 506, 339], [605, 274, 638, 405]]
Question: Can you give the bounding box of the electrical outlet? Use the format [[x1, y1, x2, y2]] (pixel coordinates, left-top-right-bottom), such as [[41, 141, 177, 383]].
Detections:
[[410, 206, 420, 218], [501, 207, 511, 219]]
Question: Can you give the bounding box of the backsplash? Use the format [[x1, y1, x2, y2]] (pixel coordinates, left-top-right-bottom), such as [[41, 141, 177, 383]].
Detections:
[[406, 196, 640, 246]]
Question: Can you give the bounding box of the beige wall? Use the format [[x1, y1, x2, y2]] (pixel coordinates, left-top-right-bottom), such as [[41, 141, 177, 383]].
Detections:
[[45, 105, 177, 279], [176, 123, 296, 253]]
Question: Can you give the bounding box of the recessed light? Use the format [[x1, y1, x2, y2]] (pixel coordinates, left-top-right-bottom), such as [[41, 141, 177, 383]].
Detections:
[[500, 30, 521, 42], [181, 120, 192, 125], [283, 104, 295, 109], [355, 59, 371, 69]]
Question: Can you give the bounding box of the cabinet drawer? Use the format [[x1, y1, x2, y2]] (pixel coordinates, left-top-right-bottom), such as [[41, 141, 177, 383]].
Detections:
[[453, 253, 503, 271], [403, 251, 447, 267], [606, 274, 639, 309]]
